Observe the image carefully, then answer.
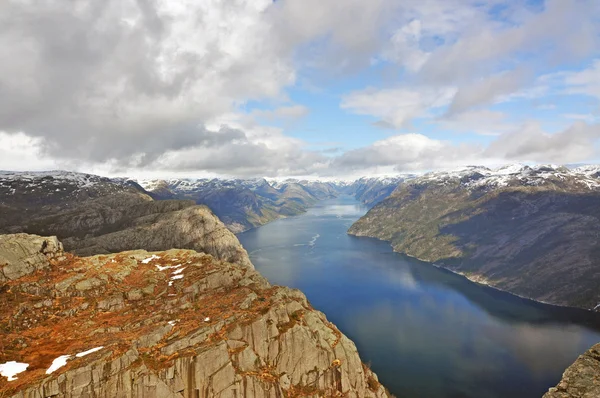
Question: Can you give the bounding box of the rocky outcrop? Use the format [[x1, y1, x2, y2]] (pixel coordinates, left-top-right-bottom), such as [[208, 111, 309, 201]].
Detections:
[[0, 235, 389, 398], [349, 165, 600, 309], [63, 204, 253, 269], [0, 234, 63, 282], [544, 343, 600, 398]]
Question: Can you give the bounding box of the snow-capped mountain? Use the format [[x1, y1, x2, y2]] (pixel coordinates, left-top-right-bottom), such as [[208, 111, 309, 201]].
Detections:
[[414, 164, 600, 191], [0, 170, 144, 210]]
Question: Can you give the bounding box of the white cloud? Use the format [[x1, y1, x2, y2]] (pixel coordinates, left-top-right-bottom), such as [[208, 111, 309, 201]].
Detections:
[[329, 122, 600, 174], [486, 121, 600, 163], [1, 0, 600, 178], [341, 87, 456, 129], [0, 132, 60, 171], [448, 68, 532, 114], [331, 133, 482, 173], [563, 60, 600, 99], [438, 110, 516, 136]]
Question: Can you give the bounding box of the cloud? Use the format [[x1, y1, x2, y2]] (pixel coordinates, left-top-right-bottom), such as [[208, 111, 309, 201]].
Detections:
[[341, 87, 456, 129], [0, 132, 61, 171], [2, 0, 600, 178], [437, 110, 515, 136], [448, 68, 532, 114], [563, 60, 600, 99], [330, 133, 481, 173], [417, 0, 600, 85], [267, 0, 397, 71], [328, 122, 600, 175], [486, 122, 600, 163], [0, 0, 298, 170]]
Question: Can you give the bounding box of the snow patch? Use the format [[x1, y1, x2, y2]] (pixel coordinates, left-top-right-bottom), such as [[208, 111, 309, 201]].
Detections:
[[171, 274, 184, 280], [155, 263, 182, 271], [46, 347, 104, 374], [46, 355, 71, 374], [141, 254, 160, 264], [75, 347, 103, 358], [0, 361, 29, 381]]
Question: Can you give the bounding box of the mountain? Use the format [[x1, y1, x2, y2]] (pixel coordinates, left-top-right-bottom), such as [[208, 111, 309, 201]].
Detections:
[[544, 343, 600, 397], [138, 178, 328, 233], [349, 164, 600, 310], [0, 233, 390, 398], [343, 176, 413, 206], [0, 171, 251, 266], [270, 176, 410, 208]]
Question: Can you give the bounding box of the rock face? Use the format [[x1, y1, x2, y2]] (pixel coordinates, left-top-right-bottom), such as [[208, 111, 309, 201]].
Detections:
[[0, 234, 389, 398], [0, 172, 252, 267], [0, 234, 63, 282], [544, 343, 600, 398], [349, 165, 600, 309]]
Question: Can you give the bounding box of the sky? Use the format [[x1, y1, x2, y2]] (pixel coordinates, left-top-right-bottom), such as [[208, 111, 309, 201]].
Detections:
[[1, 0, 600, 179]]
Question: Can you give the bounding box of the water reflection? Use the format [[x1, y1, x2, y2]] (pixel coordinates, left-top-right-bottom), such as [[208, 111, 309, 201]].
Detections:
[[238, 196, 600, 398]]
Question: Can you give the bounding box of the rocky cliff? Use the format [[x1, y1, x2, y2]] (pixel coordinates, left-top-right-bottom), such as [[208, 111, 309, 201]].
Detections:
[[0, 172, 251, 266], [0, 233, 389, 397], [349, 165, 600, 310], [544, 343, 600, 398]]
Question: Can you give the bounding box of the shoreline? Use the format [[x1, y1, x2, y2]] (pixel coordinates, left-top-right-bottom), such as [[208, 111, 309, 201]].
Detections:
[[349, 232, 599, 313]]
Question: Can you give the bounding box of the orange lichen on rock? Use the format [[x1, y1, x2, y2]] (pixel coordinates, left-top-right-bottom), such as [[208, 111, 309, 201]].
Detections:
[[0, 237, 390, 398]]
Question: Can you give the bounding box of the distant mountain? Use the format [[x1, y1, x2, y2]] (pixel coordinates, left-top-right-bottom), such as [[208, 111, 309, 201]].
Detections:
[[0, 170, 412, 243], [343, 176, 414, 206], [349, 164, 600, 310], [138, 178, 332, 233]]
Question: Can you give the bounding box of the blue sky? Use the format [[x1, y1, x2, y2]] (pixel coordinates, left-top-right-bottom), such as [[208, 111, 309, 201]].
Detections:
[[0, 0, 599, 178]]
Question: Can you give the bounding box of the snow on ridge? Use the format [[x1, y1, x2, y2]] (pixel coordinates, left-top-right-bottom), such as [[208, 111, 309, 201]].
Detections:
[[415, 164, 600, 190], [0, 170, 133, 191]]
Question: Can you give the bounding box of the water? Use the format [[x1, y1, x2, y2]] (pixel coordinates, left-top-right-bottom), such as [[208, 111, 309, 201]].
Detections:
[[238, 196, 600, 398]]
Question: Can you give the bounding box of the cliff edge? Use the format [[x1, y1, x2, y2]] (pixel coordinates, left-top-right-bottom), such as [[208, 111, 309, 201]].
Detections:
[[0, 234, 389, 398]]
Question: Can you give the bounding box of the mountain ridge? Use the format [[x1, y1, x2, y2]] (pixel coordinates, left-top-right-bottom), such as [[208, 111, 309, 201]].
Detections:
[[349, 164, 600, 310]]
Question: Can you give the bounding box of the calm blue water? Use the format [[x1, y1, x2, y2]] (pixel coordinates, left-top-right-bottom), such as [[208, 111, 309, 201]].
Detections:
[[238, 196, 600, 398]]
